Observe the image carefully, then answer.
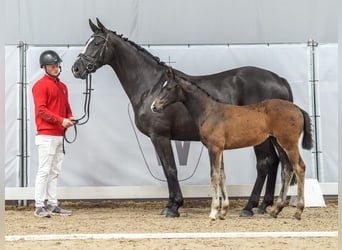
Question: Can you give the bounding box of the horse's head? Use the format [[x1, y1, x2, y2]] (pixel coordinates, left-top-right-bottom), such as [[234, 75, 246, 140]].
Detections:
[[72, 18, 111, 79], [151, 69, 187, 113]]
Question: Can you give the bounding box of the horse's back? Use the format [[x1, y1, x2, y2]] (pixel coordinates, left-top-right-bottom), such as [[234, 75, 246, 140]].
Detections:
[[185, 66, 293, 105]]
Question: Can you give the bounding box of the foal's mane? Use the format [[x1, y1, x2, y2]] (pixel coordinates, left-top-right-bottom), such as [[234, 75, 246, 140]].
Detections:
[[108, 30, 168, 68], [177, 75, 223, 104]]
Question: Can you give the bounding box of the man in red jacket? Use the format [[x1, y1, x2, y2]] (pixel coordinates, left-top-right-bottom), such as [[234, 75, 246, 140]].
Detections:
[[32, 50, 74, 218]]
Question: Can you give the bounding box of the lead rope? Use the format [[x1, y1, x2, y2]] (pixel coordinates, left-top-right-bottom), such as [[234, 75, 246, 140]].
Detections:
[[63, 74, 93, 153]]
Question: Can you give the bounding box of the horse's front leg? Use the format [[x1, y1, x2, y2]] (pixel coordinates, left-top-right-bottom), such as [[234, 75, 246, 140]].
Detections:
[[151, 136, 183, 218], [208, 148, 223, 221]]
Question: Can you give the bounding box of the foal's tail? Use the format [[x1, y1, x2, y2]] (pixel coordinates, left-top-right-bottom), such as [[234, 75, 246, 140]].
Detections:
[[300, 109, 313, 150]]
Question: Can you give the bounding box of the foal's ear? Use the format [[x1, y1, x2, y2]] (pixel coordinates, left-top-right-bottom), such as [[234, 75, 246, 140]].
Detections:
[[96, 18, 108, 33], [89, 19, 99, 33]]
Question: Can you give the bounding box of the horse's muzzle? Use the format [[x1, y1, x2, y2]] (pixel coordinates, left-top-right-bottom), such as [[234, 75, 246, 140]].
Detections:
[[71, 62, 88, 80]]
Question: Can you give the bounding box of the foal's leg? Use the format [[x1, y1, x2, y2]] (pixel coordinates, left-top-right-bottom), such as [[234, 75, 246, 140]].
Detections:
[[271, 147, 305, 220], [269, 141, 293, 218], [208, 148, 223, 221], [270, 166, 293, 218], [219, 156, 229, 220], [293, 155, 306, 220]]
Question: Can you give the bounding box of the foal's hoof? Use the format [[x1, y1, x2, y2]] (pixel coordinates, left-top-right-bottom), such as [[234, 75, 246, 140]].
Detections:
[[160, 207, 180, 218], [208, 216, 216, 222], [269, 211, 278, 218], [240, 209, 254, 217], [218, 215, 226, 220], [294, 213, 302, 220]]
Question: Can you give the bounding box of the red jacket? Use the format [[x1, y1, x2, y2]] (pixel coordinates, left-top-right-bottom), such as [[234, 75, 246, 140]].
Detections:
[[32, 75, 73, 136]]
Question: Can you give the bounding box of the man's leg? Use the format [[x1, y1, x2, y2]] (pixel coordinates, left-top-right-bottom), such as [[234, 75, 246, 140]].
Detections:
[[34, 135, 53, 217], [46, 136, 72, 216]]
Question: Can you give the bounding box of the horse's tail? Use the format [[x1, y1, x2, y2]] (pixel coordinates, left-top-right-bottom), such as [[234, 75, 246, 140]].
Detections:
[[300, 108, 313, 150]]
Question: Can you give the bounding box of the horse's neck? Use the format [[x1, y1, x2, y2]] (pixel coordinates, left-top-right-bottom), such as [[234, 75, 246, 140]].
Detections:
[[182, 84, 216, 125], [107, 34, 164, 104]]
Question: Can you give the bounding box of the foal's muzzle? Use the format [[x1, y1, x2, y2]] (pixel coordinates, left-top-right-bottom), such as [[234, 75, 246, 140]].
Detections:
[[151, 100, 163, 113]]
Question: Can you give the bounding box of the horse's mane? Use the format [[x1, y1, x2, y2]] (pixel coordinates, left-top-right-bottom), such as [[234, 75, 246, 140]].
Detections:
[[109, 30, 168, 68], [177, 75, 223, 104]]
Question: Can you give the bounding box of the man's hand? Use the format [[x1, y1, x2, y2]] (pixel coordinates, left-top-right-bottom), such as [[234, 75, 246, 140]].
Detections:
[[62, 118, 75, 128]]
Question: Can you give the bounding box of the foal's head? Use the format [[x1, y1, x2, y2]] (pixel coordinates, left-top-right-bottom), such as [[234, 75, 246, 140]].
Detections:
[[151, 70, 189, 113]]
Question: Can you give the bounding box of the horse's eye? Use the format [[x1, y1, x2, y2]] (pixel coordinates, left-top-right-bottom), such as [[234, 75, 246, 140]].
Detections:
[[94, 42, 100, 46]]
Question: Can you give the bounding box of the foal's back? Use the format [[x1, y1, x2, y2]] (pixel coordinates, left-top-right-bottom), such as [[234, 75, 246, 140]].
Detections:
[[200, 99, 303, 150]]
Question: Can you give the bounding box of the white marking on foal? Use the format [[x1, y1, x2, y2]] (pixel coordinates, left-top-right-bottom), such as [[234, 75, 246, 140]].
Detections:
[[162, 80, 168, 88], [151, 101, 156, 112]]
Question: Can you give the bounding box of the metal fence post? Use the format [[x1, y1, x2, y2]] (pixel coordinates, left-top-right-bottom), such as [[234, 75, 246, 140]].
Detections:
[[18, 41, 28, 206], [307, 39, 323, 181]]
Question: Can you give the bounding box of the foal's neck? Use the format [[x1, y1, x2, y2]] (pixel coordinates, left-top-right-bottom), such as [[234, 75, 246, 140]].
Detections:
[[180, 81, 221, 125]]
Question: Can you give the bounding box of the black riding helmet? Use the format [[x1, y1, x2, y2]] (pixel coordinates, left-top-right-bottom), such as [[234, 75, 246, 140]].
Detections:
[[39, 50, 62, 68]]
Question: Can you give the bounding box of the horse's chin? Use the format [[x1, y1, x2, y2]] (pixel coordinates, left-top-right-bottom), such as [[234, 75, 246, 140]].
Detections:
[[72, 70, 88, 80]]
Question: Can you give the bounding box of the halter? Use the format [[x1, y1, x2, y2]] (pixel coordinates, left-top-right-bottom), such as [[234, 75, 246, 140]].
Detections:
[[77, 33, 109, 73], [63, 73, 93, 148], [63, 34, 109, 149]]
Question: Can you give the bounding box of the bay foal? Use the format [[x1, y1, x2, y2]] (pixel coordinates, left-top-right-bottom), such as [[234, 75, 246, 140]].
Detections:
[[151, 73, 313, 221]]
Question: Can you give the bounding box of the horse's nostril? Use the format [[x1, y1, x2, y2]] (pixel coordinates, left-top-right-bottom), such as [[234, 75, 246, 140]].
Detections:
[[72, 66, 79, 73]]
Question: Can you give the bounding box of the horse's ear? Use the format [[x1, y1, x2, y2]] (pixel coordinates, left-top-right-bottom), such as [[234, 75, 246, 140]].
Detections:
[[96, 18, 108, 33], [89, 19, 99, 33]]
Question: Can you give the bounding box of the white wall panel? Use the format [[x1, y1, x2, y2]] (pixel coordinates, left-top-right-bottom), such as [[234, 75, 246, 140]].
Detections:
[[5, 43, 338, 189], [4, 46, 20, 187], [317, 44, 338, 182], [5, 0, 337, 45]]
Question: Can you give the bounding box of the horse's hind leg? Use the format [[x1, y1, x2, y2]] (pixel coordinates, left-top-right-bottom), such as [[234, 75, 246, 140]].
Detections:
[[208, 147, 223, 221], [240, 139, 279, 217], [270, 166, 293, 218], [293, 156, 306, 220], [269, 140, 293, 218], [278, 149, 305, 220], [219, 156, 229, 220], [271, 146, 305, 220]]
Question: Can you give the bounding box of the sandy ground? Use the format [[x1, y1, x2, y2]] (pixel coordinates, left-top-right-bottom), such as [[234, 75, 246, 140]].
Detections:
[[5, 198, 338, 249]]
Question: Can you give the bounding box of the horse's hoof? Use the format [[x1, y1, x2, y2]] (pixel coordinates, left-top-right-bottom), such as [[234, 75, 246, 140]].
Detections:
[[255, 208, 267, 215], [160, 207, 180, 218], [239, 209, 254, 217]]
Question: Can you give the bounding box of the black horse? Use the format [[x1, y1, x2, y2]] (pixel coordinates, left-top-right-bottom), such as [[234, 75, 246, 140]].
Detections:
[[71, 18, 293, 218]]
